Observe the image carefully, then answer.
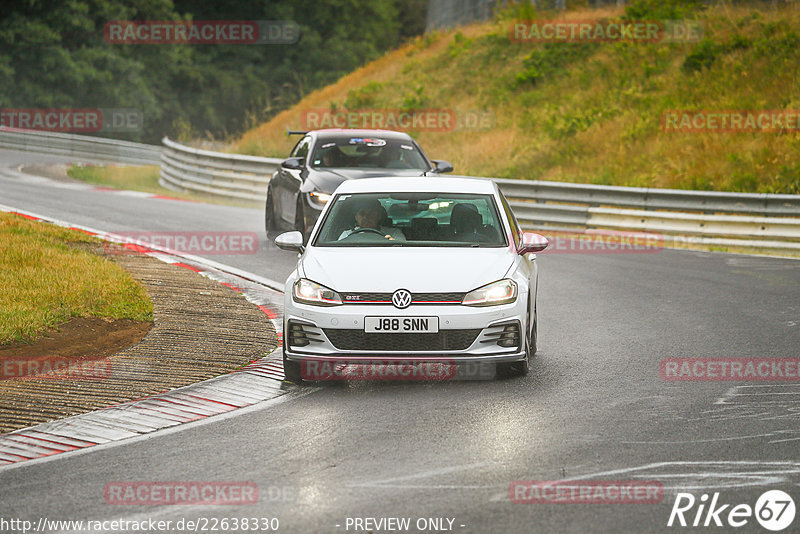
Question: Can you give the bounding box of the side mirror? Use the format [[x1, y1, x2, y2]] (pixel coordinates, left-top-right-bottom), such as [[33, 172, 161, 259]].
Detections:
[[518, 232, 548, 255], [281, 157, 304, 170], [275, 231, 305, 253], [432, 160, 454, 174]]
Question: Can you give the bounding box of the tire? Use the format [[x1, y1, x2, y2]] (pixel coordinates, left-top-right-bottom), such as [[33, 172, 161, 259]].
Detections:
[[283, 356, 304, 384], [265, 187, 277, 235], [282, 324, 304, 384], [497, 307, 533, 378], [497, 352, 529, 378]]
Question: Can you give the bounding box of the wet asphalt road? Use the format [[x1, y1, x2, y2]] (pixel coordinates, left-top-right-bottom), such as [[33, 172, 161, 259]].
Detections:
[[1, 148, 799, 533]]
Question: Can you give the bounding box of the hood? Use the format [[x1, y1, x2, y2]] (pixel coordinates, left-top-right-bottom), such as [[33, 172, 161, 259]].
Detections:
[[306, 168, 428, 194], [300, 247, 516, 293]]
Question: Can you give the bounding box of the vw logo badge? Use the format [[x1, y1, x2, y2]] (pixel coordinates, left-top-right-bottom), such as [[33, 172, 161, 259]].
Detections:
[[392, 289, 412, 309]]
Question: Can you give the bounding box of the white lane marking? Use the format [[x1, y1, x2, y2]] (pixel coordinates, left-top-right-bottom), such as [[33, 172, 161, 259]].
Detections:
[[715, 385, 741, 405], [621, 433, 783, 444], [350, 462, 494, 489], [489, 460, 800, 501], [113, 190, 155, 197]]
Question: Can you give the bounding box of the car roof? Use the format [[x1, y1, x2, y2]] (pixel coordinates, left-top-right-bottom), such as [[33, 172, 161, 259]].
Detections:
[[333, 176, 497, 195], [313, 129, 414, 141]]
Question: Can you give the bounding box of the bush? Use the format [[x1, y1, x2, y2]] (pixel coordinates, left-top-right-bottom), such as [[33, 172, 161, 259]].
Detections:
[[624, 0, 704, 20], [683, 39, 718, 73], [515, 43, 594, 87], [344, 82, 384, 109]]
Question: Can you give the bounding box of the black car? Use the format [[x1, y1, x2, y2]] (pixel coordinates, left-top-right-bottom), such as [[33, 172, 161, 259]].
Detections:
[[265, 128, 453, 241]]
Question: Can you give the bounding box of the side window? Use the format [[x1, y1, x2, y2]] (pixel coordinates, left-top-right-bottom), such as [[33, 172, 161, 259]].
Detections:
[[499, 191, 521, 249], [290, 136, 311, 159]]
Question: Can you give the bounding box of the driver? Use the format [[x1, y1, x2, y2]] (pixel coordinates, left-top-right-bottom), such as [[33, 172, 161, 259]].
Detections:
[[339, 199, 405, 241], [320, 146, 344, 167]]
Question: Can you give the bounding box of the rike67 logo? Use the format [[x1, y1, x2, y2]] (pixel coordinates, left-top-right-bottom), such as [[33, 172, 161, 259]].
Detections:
[[668, 490, 796, 531]]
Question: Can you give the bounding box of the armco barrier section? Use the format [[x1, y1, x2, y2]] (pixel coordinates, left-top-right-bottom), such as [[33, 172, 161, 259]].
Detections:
[[495, 181, 800, 249], [0, 127, 161, 166], [4, 129, 800, 251], [159, 137, 281, 202], [494, 178, 800, 217]]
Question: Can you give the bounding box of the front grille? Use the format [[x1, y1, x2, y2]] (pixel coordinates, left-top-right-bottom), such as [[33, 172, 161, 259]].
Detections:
[[341, 292, 465, 304], [322, 329, 481, 351]]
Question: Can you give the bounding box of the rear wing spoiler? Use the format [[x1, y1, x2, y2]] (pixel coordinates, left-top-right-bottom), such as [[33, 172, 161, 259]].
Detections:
[[286, 127, 308, 136]]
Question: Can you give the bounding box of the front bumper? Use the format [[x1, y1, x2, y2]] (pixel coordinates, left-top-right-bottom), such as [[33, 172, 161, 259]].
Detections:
[[283, 301, 527, 364]]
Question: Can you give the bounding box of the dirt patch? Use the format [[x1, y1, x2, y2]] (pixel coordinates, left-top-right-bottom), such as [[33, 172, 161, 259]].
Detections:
[[0, 318, 151, 380], [19, 164, 74, 182], [0, 317, 151, 361]]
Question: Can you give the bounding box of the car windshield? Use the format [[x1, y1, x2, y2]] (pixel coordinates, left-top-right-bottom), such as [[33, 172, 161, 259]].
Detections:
[[310, 136, 430, 171], [314, 192, 507, 247]]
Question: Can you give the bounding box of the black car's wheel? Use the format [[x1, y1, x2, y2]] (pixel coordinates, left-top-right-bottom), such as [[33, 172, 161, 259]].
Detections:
[[265, 187, 277, 235]]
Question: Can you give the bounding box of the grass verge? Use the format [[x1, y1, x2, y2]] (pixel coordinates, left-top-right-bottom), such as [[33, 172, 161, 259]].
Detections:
[[0, 212, 153, 345], [234, 2, 800, 194], [66, 164, 261, 208]]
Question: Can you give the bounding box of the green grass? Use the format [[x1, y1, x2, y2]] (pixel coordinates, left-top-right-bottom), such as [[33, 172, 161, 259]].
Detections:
[[66, 165, 260, 208], [235, 1, 800, 194], [0, 212, 153, 344]]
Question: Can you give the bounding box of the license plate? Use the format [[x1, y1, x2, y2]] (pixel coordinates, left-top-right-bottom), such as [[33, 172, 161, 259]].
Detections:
[[364, 317, 439, 333]]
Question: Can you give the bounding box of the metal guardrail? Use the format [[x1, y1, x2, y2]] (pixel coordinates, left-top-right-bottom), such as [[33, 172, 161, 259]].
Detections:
[[494, 178, 800, 217], [3, 130, 799, 251], [141, 138, 800, 250], [506, 201, 800, 250], [159, 137, 281, 202], [0, 127, 161, 166]]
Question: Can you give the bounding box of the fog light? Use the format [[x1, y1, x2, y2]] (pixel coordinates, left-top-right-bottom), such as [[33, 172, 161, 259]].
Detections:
[[497, 324, 520, 348], [287, 321, 322, 348]]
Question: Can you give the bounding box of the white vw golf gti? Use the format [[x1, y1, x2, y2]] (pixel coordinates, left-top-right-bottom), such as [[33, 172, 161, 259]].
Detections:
[[275, 177, 548, 383]]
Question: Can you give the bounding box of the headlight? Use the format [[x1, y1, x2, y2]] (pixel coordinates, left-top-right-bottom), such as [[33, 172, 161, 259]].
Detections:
[[293, 279, 342, 306], [309, 191, 332, 206], [462, 279, 517, 307]]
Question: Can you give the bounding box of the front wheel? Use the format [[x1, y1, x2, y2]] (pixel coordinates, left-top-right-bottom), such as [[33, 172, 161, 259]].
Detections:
[[497, 310, 534, 378], [283, 356, 303, 384], [497, 353, 529, 378]]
